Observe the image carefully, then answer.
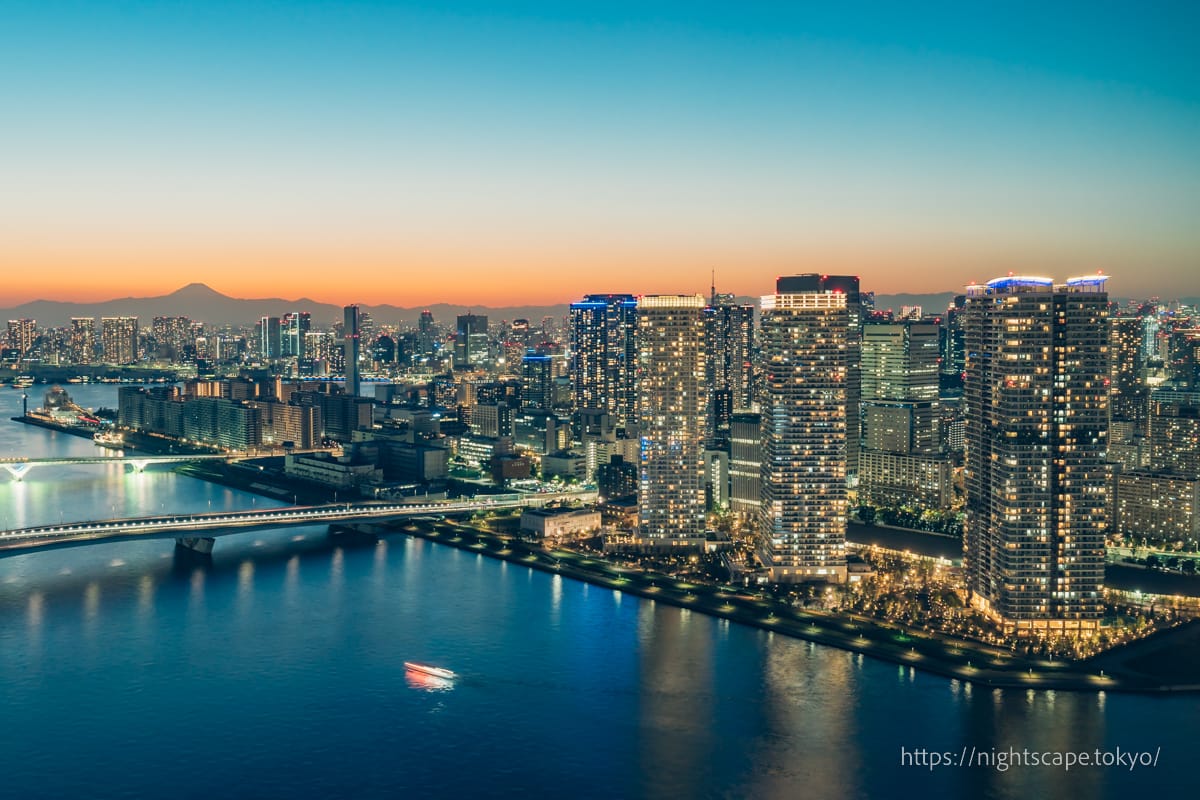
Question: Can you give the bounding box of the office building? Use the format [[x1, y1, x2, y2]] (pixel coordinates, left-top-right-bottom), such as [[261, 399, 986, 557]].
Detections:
[[729, 412, 762, 517], [282, 312, 311, 359], [858, 322, 951, 507], [522, 353, 554, 410], [344, 305, 361, 397], [963, 276, 1108, 634], [704, 293, 754, 442], [454, 313, 489, 369], [569, 294, 638, 429]]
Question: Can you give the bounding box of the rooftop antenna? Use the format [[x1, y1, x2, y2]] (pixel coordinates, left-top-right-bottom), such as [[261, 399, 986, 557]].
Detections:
[[710, 269, 717, 307]]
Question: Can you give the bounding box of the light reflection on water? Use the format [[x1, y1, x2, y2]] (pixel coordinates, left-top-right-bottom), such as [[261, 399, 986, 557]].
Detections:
[[0, 386, 1197, 798]]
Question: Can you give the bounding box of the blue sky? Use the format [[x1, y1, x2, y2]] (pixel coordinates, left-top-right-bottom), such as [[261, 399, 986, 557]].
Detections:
[[2, 1, 1197, 303]]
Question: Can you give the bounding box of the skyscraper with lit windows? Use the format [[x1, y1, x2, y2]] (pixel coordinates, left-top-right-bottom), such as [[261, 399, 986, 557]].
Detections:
[[636, 294, 707, 544], [569, 294, 638, 429], [758, 276, 849, 583], [69, 317, 96, 364], [963, 275, 1108, 634], [101, 316, 138, 364], [704, 292, 754, 443]]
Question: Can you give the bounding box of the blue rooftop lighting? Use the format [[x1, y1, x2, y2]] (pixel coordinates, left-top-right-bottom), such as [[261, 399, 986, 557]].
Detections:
[[985, 276, 1054, 290]]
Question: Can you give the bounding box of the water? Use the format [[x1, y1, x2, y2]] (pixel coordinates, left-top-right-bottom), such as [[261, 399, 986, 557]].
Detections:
[[1, 385, 1197, 799]]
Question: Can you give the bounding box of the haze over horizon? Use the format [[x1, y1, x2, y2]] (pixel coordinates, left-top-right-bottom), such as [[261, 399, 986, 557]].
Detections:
[[3, 2, 1198, 305]]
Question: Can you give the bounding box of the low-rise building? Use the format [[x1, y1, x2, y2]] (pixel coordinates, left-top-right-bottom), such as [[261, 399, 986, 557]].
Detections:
[[519, 507, 602, 544], [284, 452, 382, 491], [542, 450, 587, 482]]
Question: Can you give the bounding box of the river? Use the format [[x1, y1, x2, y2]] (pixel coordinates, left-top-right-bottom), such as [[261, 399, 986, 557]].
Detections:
[[0, 384, 1195, 799]]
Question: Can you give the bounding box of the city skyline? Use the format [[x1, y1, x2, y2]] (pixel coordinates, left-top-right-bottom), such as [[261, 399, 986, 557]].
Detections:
[[4, 3, 1199, 305]]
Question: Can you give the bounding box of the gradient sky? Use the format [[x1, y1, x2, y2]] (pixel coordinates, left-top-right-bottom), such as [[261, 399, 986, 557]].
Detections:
[[2, 1, 1198, 305]]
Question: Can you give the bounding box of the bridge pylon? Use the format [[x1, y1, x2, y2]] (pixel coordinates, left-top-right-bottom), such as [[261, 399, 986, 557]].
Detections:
[[175, 537, 215, 556]]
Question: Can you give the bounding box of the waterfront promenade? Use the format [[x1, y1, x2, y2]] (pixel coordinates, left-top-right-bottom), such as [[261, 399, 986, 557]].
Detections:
[[393, 518, 1199, 694]]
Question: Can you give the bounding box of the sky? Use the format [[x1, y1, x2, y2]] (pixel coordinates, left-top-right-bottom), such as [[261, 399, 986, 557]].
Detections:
[[2, 1, 1198, 305]]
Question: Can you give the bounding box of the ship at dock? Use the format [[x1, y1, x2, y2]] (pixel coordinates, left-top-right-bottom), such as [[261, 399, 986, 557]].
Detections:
[[93, 430, 126, 449]]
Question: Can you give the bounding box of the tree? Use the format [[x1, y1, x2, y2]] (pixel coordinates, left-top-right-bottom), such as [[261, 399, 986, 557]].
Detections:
[[858, 506, 877, 525]]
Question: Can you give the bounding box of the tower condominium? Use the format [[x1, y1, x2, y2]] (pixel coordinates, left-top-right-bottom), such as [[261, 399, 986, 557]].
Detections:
[[963, 275, 1109, 635], [636, 294, 707, 544], [758, 276, 849, 583]]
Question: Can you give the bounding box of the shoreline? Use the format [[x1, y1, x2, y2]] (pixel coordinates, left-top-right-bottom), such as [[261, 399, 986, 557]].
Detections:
[[389, 519, 1199, 695], [8, 413, 1197, 693]]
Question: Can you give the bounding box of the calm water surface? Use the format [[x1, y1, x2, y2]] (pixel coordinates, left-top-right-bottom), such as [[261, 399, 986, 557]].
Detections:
[[1, 385, 1196, 799]]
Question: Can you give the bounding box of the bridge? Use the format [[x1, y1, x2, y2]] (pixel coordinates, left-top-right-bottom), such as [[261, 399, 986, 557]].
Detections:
[[0, 491, 598, 557], [0, 449, 334, 480]]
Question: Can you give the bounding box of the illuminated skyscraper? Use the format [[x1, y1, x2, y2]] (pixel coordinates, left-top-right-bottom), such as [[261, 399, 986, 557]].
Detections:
[[963, 275, 1108, 634], [259, 316, 281, 359], [940, 295, 967, 379], [344, 305, 361, 396], [776, 275, 862, 478], [152, 316, 193, 363], [758, 277, 849, 583], [282, 312, 311, 359], [417, 310, 437, 356], [704, 292, 754, 442], [1109, 316, 1146, 430], [69, 317, 96, 365], [569, 294, 638, 429], [6, 318, 36, 357], [636, 294, 707, 543], [521, 353, 553, 410], [454, 313, 489, 369], [858, 322, 951, 507], [101, 316, 138, 364]]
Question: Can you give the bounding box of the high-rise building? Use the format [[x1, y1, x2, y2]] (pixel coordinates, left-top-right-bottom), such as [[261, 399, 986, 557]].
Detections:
[[729, 412, 762, 517], [940, 295, 967, 381], [1149, 388, 1200, 477], [636, 295, 707, 544], [963, 275, 1109, 635], [758, 277, 849, 583], [858, 322, 951, 507], [6, 319, 36, 357], [152, 316, 193, 362], [521, 353, 553, 410], [1109, 315, 1147, 432], [569, 294, 638, 429], [454, 313, 489, 369], [69, 317, 96, 364], [282, 312, 311, 359], [259, 316, 281, 360], [101, 317, 138, 364], [417, 310, 437, 356], [344, 305, 361, 397], [704, 292, 754, 442]]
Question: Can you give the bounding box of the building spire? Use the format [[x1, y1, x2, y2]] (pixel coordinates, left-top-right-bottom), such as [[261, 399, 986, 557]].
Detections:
[[710, 269, 717, 307]]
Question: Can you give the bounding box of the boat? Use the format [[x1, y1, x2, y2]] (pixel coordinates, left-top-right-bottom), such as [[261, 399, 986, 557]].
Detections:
[[403, 662, 457, 680], [93, 431, 126, 449]]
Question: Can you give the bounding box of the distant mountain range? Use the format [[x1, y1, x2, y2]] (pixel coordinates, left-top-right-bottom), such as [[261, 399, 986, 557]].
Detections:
[[3, 283, 1180, 328], [0, 283, 573, 328]]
